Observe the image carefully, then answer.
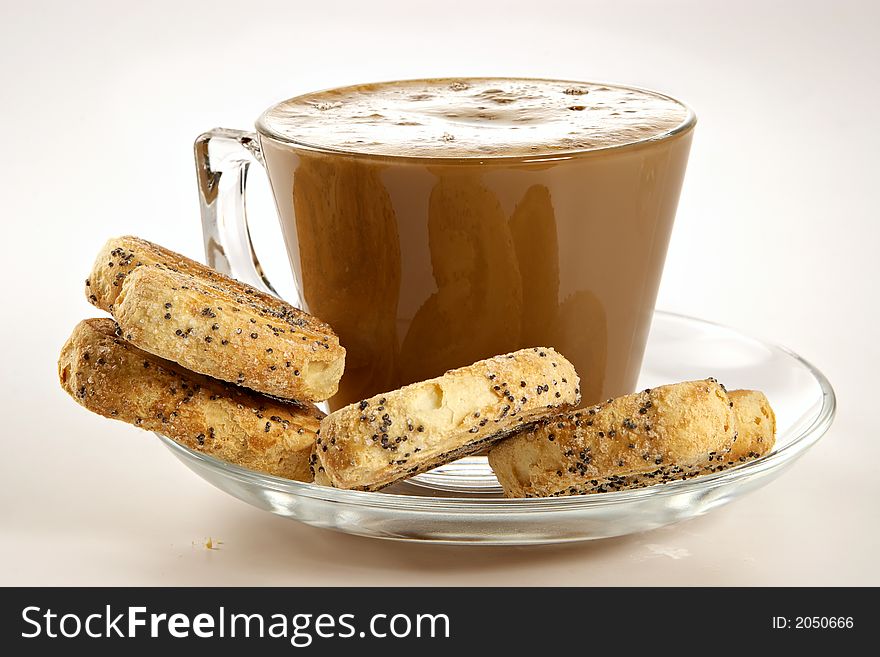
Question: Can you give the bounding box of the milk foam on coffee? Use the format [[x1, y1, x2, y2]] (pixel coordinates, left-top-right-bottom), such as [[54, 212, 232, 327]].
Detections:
[[260, 78, 690, 157]]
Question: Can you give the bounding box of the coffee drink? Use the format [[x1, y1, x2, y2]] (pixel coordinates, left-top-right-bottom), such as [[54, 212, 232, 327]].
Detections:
[[258, 78, 694, 409]]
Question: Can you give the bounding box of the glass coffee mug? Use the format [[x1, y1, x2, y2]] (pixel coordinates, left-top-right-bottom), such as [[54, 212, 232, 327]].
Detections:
[[194, 78, 695, 412]]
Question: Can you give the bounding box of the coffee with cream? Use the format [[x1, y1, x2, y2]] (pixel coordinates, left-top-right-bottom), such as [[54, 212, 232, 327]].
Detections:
[[258, 78, 694, 409]]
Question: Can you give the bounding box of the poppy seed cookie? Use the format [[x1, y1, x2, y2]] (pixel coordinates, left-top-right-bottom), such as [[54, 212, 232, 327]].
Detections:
[[488, 379, 740, 497], [87, 236, 345, 402], [716, 389, 776, 464], [58, 318, 323, 480], [316, 347, 580, 491], [88, 235, 302, 316]]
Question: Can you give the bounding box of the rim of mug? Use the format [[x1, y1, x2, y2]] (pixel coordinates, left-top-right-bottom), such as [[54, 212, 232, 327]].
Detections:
[[254, 77, 697, 163]]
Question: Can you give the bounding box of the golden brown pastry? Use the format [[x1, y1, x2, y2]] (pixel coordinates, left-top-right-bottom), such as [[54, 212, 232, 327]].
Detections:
[[58, 318, 323, 480], [87, 236, 345, 402], [488, 379, 740, 497], [88, 235, 288, 314], [709, 389, 776, 466], [317, 347, 580, 491]]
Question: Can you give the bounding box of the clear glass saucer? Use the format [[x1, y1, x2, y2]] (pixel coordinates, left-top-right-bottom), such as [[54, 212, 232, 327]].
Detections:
[[157, 311, 836, 545]]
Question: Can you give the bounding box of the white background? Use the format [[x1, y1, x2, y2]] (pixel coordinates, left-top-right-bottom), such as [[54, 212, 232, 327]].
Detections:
[[1, 0, 877, 585]]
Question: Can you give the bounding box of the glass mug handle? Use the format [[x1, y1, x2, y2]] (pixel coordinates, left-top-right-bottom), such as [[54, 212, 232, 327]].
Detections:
[[194, 128, 295, 303]]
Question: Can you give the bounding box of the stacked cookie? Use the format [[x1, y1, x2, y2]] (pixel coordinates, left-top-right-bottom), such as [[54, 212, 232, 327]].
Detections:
[[59, 236, 345, 480], [60, 237, 776, 496]]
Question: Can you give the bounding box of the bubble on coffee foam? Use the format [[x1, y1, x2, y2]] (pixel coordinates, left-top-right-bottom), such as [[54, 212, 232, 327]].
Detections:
[[449, 81, 469, 91], [310, 101, 343, 111]]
